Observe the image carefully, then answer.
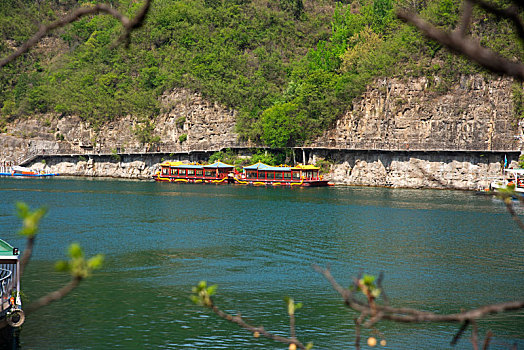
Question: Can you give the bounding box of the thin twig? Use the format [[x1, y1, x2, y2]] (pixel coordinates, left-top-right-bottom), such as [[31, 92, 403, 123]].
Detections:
[[451, 320, 470, 345], [376, 271, 389, 305], [457, 0, 474, 37], [503, 198, 524, 231], [207, 302, 306, 349], [354, 316, 362, 350], [0, 0, 151, 68], [19, 236, 35, 276], [472, 320, 478, 350], [482, 330, 493, 350], [290, 311, 296, 340], [471, 0, 524, 40]]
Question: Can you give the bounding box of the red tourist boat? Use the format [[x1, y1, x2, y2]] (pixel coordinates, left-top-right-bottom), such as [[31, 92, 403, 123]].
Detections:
[[153, 161, 329, 187], [154, 161, 235, 184], [239, 162, 329, 187]]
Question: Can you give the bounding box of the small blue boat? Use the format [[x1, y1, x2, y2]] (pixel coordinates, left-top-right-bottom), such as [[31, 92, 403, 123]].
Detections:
[[0, 166, 59, 177]]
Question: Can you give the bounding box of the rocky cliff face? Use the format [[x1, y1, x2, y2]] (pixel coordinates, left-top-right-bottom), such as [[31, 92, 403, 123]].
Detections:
[[312, 75, 520, 151], [0, 88, 242, 163], [311, 149, 515, 190]]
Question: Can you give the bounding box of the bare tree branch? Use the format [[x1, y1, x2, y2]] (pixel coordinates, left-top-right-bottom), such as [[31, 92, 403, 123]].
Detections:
[[471, 0, 524, 40], [0, 276, 83, 330], [314, 265, 524, 324], [471, 320, 479, 350], [207, 302, 307, 349], [503, 196, 524, 231], [451, 320, 470, 345], [397, 9, 524, 81], [457, 0, 474, 37], [290, 310, 296, 340], [0, 0, 151, 68], [24, 276, 82, 315], [19, 235, 35, 276], [482, 330, 492, 350]]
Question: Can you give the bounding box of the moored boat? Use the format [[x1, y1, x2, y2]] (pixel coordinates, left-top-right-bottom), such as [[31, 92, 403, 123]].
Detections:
[[0, 239, 24, 328], [153, 160, 330, 187], [490, 168, 524, 195], [0, 166, 59, 178], [153, 161, 236, 184], [240, 162, 329, 187]]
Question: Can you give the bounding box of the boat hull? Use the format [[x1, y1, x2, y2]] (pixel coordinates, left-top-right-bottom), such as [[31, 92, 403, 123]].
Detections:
[[153, 176, 329, 187], [0, 172, 59, 177]]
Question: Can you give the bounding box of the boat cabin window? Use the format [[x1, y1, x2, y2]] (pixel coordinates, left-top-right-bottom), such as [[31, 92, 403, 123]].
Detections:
[[170, 168, 177, 175], [275, 172, 283, 180], [162, 168, 168, 175], [0, 261, 17, 301], [284, 172, 291, 180], [266, 172, 274, 180], [187, 169, 195, 176], [196, 170, 203, 176], [179, 169, 186, 176], [246, 171, 257, 179], [205, 170, 214, 177], [293, 172, 300, 179]]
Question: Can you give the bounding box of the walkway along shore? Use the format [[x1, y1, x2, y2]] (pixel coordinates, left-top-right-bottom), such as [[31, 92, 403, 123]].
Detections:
[[8, 148, 521, 190]]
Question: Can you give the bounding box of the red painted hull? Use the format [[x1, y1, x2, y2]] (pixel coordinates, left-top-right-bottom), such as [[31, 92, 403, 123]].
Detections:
[[153, 175, 329, 187]]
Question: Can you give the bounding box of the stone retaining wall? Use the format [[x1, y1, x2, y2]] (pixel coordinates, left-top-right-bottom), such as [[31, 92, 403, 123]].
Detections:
[[26, 150, 519, 190]]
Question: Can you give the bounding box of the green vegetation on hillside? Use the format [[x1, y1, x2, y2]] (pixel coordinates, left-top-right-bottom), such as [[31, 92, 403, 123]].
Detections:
[[0, 0, 522, 146]]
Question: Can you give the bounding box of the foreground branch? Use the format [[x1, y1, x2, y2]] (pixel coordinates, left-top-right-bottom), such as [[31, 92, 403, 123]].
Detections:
[[19, 236, 35, 276], [314, 265, 523, 348], [504, 197, 524, 231], [397, 8, 524, 81], [208, 302, 307, 349], [315, 266, 523, 324], [24, 276, 82, 315], [471, 0, 524, 40], [0, 0, 151, 68]]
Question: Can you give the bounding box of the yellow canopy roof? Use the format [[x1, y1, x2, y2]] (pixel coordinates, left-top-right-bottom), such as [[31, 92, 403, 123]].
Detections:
[[292, 164, 319, 170], [160, 161, 184, 166]]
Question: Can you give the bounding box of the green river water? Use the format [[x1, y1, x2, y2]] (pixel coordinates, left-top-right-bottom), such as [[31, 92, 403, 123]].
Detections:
[[0, 177, 522, 349]]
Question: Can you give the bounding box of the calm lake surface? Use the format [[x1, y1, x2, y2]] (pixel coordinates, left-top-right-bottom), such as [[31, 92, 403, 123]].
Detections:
[[0, 177, 522, 349]]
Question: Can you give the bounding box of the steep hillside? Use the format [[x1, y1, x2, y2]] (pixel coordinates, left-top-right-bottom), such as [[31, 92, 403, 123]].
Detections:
[[0, 0, 522, 147]]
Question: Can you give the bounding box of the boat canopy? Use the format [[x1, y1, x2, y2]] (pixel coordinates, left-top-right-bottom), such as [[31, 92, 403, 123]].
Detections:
[[203, 161, 234, 169], [160, 162, 204, 169], [293, 164, 319, 170], [243, 162, 319, 172], [160, 160, 234, 169], [12, 166, 32, 172], [0, 239, 18, 260], [160, 161, 184, 167], [243, 162, 292, 172]]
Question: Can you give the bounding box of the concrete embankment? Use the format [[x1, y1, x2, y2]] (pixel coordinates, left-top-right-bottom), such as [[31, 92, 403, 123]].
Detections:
[[25, 149, 519, 190]]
